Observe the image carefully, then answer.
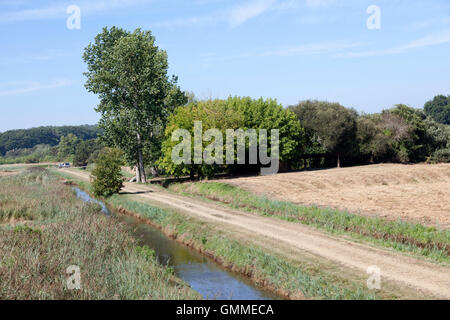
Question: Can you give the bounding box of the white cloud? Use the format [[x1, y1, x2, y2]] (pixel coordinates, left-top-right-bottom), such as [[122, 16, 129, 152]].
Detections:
[[344, 29, 450, 58], [260, 41, 367, 56], [0, 79, 71, 97], [154, 0, 278, 28], [305, 0, 335, 8], [203, 41, 367, 63], [0, 50, 74, 65], [228, 0, 276, 27], [152, 14, 223, 28], [0, 0, 153, 23]]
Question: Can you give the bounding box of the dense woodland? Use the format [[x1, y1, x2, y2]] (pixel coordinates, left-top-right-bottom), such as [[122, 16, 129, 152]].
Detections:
[[0, 125, 100, 155], [158, 96, 450, 178], [0, 125, 102, 165]]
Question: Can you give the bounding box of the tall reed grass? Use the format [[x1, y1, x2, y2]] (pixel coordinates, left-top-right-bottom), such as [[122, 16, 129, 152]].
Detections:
[[0, 168, 199, 300]]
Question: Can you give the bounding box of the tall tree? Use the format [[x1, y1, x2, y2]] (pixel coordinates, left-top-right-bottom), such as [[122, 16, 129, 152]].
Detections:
[[73, 139, 104, 167], [83, 27, 185, 182], [57, 133, 80, 161], [289, 100, 357, 167], [424, 94, 450, 125]]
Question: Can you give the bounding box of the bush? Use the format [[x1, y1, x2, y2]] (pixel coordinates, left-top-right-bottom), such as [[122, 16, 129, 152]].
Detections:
[[91, 148, 124, 197], [430, 148, 450, 163]]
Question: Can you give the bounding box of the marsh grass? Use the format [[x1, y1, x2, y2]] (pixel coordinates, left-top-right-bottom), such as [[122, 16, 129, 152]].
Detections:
[[169, 182, 450, 264], [0, 169, 199, 300]]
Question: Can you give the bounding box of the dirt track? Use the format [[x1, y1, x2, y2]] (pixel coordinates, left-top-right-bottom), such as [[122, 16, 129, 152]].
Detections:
[[220, 164, 450, 228], [0, 171, 17, 177], [62, 168, 450, 299]]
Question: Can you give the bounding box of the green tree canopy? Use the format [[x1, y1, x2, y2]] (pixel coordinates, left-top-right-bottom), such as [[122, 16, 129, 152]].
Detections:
[[424, 95, 450, 125], [388, 104, 428, 162], [57, 133, 80, 161], [73, 139, 104, 167], [289, 100, 358, 167], [158, 97, 304, 178], [83, 27, 186, 183], [91, 148, 124, 197], [0, 125, 100, 156]]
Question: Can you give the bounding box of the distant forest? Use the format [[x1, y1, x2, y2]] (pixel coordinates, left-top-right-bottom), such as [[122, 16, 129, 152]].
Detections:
[[0, 125, 101, 156]]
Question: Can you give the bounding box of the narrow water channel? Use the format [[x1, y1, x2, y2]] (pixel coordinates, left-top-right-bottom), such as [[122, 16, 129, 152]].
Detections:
[[73, 187, 278, 300]]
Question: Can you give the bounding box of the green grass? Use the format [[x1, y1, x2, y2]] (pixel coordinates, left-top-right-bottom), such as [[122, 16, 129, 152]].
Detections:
[[0, 168, 199, 300], [105, 194, 377, 300], [0, 165, 27, 172], [168, 182, 450, 264]]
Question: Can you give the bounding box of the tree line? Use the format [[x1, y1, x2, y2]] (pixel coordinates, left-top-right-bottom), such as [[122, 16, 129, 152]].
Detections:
[[0, 131, 105, 166], [0, 125, 101, 156], [83, 27, 449, 183], [289, 100, 450, 168], [2, 27, 449, 184]]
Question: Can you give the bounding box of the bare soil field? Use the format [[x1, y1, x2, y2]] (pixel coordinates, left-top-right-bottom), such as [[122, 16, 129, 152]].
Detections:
[[220, 164, 450, 228]]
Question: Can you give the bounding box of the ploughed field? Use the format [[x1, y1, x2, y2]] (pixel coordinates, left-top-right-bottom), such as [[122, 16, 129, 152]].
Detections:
[[221, 164, 450, 228]]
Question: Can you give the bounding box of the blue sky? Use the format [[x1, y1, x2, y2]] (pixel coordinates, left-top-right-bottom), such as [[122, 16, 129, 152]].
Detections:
[[0, 0, 449, 132]]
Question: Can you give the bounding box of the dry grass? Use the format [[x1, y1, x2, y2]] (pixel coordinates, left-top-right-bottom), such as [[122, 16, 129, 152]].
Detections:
[[217, 164, 450, 228], [0, 168, 199, 300]]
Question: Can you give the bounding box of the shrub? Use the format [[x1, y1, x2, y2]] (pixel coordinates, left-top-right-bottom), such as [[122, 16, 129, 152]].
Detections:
[[91, 148, 124, 197], [430, 148, 450, 163]]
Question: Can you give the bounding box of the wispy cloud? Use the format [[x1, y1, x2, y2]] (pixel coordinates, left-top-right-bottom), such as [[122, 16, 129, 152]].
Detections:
[[0, 79, 71, 97], [154, 0, 278, 28], [0, 0, 153, 23], [305, 0, 335, 8], [260, 41, 367, 57], [203, 41, 367, 63], [0, 50, 74, 65], [229, 0, 276, 27], [343, 29, 450, 58]]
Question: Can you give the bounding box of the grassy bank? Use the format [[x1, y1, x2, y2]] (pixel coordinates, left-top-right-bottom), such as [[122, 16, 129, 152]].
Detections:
[[56, 171, 379, 299], [0, 168, 199, 300], [168, 182, 450, 264], [105, 194, 378, 300]]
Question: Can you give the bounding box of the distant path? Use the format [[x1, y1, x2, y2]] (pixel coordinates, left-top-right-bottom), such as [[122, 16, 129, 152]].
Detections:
[[63, 168, 450, 299], [0, 162, 57, 168]]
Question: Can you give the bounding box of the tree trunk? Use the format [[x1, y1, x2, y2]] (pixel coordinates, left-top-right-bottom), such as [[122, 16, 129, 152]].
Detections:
[[136, 132, 147, 183], [135, 164, 140, 183], [337, 152, 341, 168]]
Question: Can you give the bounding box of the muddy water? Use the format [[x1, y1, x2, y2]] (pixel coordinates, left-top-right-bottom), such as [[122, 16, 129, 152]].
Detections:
[[73, 187, 278, 300]]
